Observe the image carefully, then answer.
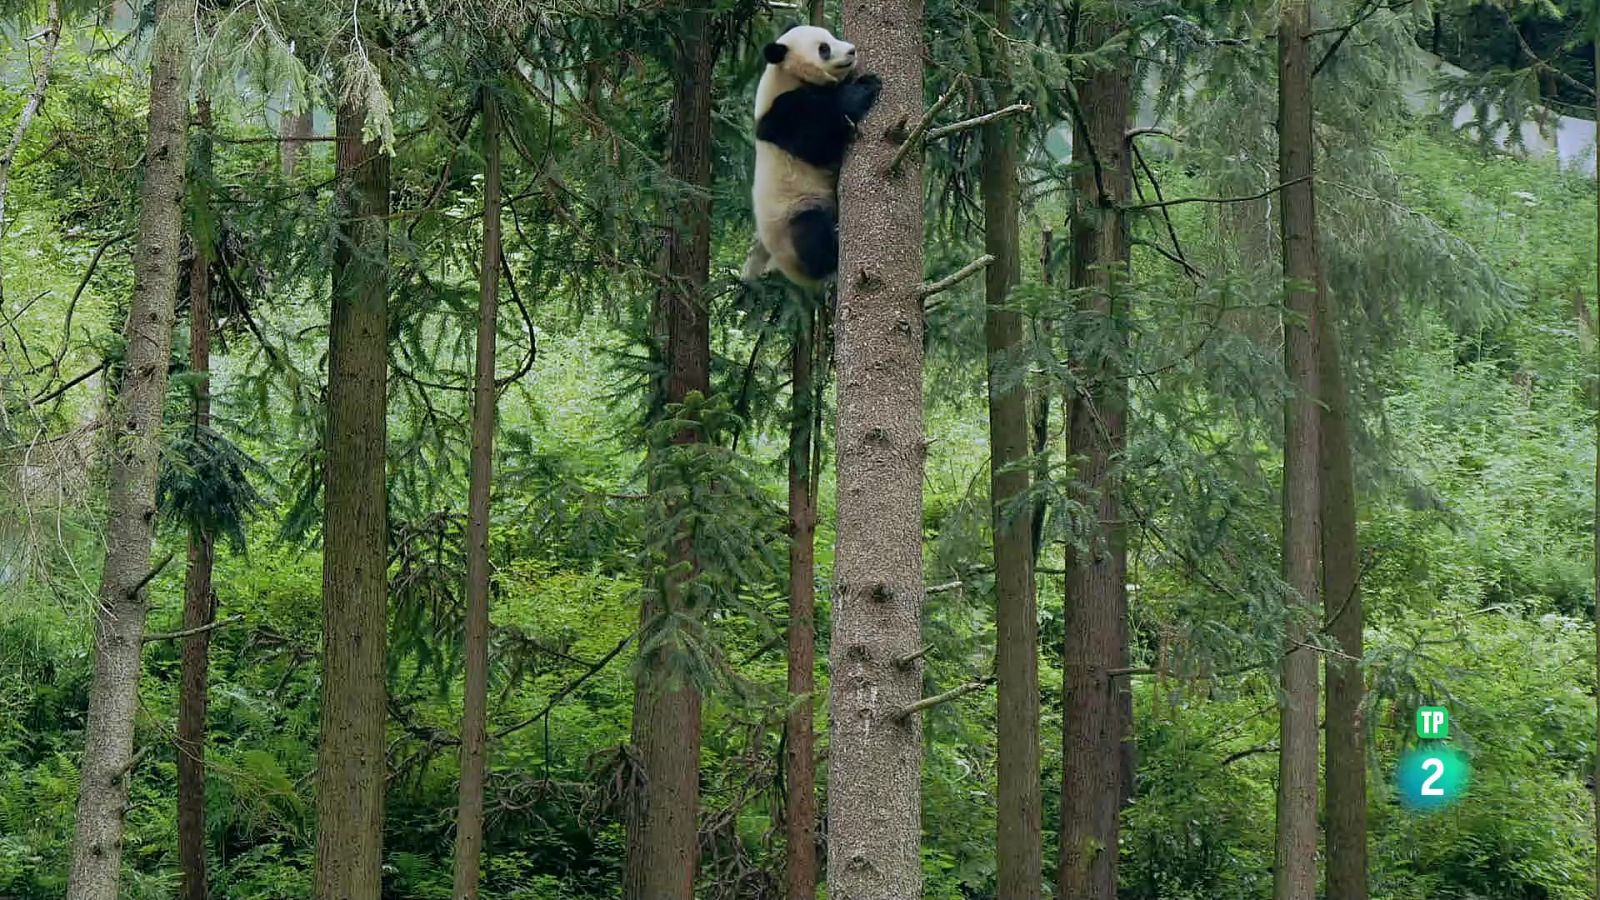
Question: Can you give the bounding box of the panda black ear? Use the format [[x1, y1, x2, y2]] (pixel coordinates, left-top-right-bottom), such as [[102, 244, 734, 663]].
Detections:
[[764, 42, 789, 64]]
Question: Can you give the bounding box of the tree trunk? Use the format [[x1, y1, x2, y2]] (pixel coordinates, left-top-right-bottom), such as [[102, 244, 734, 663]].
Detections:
[[1275, 3, 1322, 899], [785, 295, 820, 900], [1592, 38, 1598, 900], [786, 0, 825, 887], [313, 87, 392, 900], [980, 1, 1040, 896], [65, 2, 196, 896], [1059, 13, 1131, 900], [827, 0, 927, 896], [1320, 293, 1366, 899], [176, 93, 215, 900], [453, 83, 502, 900], [623, 15, 716, 900]]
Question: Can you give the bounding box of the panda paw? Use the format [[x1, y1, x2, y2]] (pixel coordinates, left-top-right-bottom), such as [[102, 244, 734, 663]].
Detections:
[[854, 72, 882, 91]]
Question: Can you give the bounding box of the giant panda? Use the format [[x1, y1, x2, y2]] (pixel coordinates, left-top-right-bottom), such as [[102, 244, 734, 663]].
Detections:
[[741, 25, 881, 287]]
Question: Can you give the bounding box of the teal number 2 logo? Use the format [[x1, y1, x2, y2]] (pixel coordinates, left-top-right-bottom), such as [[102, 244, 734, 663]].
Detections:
[[1398, 747, 1469, 811]]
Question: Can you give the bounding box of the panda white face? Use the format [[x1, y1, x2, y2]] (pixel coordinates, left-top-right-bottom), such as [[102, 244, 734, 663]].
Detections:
[[764, 25, 858, 86]]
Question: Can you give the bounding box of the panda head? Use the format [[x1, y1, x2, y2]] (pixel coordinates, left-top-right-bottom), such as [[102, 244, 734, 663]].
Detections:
[[763, 25, 857, 86]]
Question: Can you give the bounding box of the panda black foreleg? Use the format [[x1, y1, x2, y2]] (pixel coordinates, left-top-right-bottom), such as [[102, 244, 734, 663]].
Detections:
[[790, 207, 839, 282], [839, 72, 882, 125]]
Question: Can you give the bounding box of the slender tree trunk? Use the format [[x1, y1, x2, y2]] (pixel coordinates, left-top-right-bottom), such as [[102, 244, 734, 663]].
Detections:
[[1031, 228, 1054, 566], [313, 86, 392, 900], [0, 0, 60, 260], [280, 108, 314, 179], [1275, 3, 1322, 899], [623, 16, 716, 900], [785, 295, 819, 900], [827, 1, 927, 898], [979, 1, 1040, 895], [453, 84, 503, 900], [1592, 39, 1598, 900], [176, 94, 216, 900], [1320, 293, 1366, 899], [785, 1, 825, 887], [65, 2, 196, 896], [1059, 13, 1131, 900]]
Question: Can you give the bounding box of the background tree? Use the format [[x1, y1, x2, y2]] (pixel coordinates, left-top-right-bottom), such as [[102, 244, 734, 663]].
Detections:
[[1059, 6, 1133, 898], [1274, 2, 1322, 899], [314, 40, 393, 900], [64, 1, 197, 897]]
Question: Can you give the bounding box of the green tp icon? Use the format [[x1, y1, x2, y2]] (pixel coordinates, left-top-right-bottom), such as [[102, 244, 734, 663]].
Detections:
[[1417, 706, 1449, 739]]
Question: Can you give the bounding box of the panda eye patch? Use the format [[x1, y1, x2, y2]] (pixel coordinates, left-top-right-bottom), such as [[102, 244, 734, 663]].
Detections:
[[818, 43, 832, 59]]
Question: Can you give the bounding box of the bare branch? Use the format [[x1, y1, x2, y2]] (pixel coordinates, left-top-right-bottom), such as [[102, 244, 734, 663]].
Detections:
[[128, 552, 176, 600], [893, 678, 993, 722], [917, 254, 995, 299], [893, 645, 931, 670], [888, 76, 965, 174], [144, 615, 243, 644], [1122, 174, 1313, 212], [925, 103, 1033, 142]]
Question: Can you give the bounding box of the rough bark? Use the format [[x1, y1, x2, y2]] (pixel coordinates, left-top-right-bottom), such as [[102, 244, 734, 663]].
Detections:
[[65, 2, 196, 896], [827, 0, 927, 896], [1320, 292, 1366, 899], [313, 89, 392, 900], [786, 0, 826, 887], [1592, 39, 1599, 900], [453, 84, 502, 900], [1059, 14, 1132, 900], [1275, 3, 1322, 899], [177, 94, 216, 900], [622, 15, 716, 900], [979, 0, 1040, 896]]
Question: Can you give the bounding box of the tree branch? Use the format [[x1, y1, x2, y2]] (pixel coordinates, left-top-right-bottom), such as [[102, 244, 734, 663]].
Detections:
[[893, 678, 993, 722], [888, 76, 965, 173], [144, 615, 243, 644], [128, 552, 175, 600], [918, 254, 995, 298], [1122, 174, 1312, 211], [491, 630, 636, 740], [0, 0, 61, 249], [925, 103, 1033, 142]]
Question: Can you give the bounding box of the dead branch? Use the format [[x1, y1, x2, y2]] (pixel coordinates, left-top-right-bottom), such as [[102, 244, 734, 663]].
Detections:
[[917, 254, 995, 299], [888, 76, 965, 173], [144, 615, 243, 644], [925, 103, 1033, 142], [0, 0, 62, 250], [1122, 174, 1313, 212], [893, 678, 994, 722]]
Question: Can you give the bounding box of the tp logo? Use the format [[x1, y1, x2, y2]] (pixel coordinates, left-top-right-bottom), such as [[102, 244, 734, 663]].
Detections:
[[1416, 706, 1449, 739], [1400, 705, 1467, 811]]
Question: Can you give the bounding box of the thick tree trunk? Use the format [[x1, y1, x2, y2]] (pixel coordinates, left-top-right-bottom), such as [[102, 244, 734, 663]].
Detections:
[[1592, 40, 1599, 900], [313, 90, 392, 900], [453, 84, 502, 900], [65, 2, 196, 897], [786, 1, 825, 890], [827, 0, 927, 897], [1320, 291, 1366, 898], [980, 1, 1040, 896], [177, 94, 216, 900], [1275, 3, 1322, 899], [623, 16, 716, 900], [1059, 15, 1131, 900]]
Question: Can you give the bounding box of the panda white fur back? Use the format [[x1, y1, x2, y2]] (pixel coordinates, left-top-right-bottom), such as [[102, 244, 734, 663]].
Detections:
[[743, 25, 880, 286]]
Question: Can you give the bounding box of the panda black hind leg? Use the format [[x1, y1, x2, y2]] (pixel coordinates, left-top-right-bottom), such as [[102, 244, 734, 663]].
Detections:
[[790, 207, 839, 282]]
